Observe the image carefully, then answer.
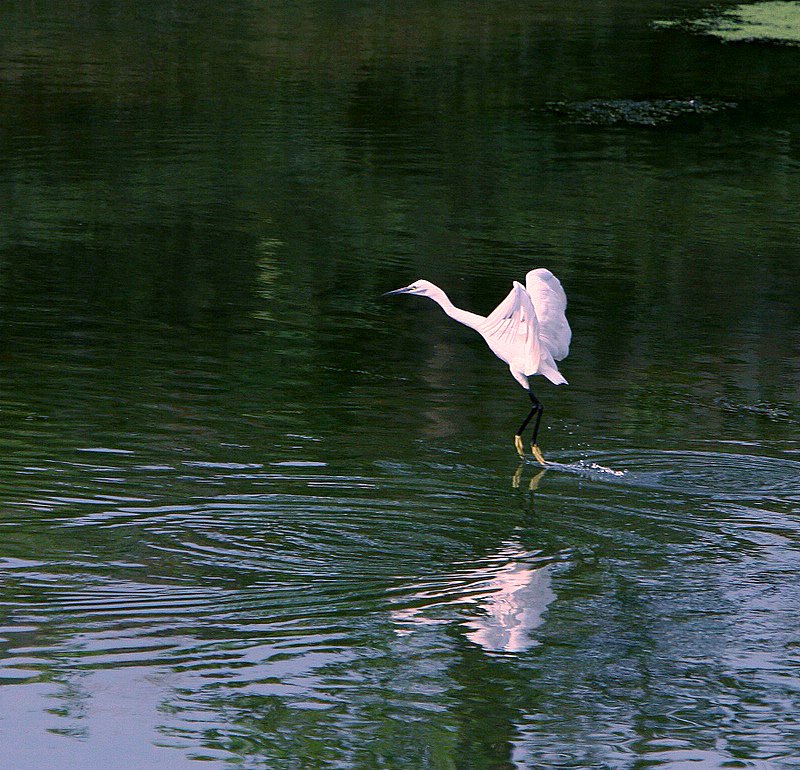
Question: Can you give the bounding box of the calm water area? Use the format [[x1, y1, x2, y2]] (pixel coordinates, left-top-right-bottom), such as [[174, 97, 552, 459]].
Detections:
[[1, 1, 800, 768]]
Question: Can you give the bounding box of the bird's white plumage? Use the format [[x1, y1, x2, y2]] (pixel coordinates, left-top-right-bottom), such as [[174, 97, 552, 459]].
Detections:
[[383, 269, 571, 390], [480, 282, 541, 381], [525, 268, 571, 362]]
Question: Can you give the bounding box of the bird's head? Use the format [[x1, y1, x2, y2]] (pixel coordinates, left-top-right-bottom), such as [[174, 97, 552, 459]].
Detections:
[[382, 280, 437, 298]]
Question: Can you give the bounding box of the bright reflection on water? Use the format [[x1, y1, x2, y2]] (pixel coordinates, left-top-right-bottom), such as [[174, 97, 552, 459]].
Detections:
[[391, 541, 555, 654], [461, 555, 554, 654], [2, 0, 800, 767]]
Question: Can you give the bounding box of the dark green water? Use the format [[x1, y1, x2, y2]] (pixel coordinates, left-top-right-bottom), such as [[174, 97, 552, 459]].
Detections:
[[2, 2, 800, 768]]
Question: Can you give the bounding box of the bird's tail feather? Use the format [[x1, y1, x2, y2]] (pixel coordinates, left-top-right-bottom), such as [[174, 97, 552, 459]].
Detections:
[[538, 361, 568, 385]]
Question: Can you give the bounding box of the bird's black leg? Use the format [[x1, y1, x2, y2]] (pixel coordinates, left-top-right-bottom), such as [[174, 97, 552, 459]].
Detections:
[[514, 391, 546, 465], [529, 392, 544, 447], [515, 406, 537, 440]]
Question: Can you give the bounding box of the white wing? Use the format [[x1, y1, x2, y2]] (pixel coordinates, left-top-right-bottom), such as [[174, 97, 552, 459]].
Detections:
[[525, 268, 571, 362], [480, 281, 540, 375]]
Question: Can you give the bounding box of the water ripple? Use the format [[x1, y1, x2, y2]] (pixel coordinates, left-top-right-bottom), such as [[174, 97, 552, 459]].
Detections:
[[2, 442, 799, 767]]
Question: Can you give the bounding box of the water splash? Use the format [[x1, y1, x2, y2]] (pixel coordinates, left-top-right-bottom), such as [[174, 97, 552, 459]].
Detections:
[[541, 448, 800, 502]]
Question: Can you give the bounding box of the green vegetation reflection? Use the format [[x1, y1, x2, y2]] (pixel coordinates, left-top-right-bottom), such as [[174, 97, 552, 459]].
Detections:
[[655, 1, 800, 44]]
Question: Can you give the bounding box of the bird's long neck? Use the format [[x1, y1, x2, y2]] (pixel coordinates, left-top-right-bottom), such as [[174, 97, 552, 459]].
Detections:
[[426, 286, 485, 331]]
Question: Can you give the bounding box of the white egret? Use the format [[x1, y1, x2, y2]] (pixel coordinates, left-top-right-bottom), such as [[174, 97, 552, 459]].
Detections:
[[384, 268, 571, 465]]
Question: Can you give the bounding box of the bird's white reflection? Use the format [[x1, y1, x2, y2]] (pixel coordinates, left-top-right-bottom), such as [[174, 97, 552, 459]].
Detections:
[[391, 542, 555, 654], [463, 559, 554, 653]]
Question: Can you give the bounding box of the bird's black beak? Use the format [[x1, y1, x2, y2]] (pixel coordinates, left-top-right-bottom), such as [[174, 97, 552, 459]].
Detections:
[[382, 286, 412, 297]]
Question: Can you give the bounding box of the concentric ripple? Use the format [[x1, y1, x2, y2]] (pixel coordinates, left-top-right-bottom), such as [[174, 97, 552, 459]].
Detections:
[[3, 437, 800, 767]]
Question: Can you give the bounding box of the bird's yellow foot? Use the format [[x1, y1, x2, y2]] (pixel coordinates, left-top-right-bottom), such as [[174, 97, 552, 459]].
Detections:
[[514, 434, 525, 458], [531, 444, 547, 466]]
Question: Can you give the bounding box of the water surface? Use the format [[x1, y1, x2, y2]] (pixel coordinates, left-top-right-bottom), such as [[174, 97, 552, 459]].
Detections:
[[1, 1, 799, 768]]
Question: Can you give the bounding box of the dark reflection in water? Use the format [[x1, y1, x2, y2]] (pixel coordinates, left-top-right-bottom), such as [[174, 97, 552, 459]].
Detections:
[[1, 0, 800, 768]]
